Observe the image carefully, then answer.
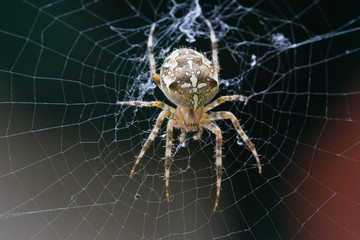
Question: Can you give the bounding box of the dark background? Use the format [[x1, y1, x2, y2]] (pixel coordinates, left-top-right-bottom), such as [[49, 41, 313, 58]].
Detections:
[[0, 0, 359, 239]]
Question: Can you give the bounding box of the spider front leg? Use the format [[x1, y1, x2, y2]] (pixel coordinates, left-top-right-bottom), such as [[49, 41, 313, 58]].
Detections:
[[165, 119, 175, 202], [205, 122, 223, 212], [128, 110, 169, 177], [117, 101, 174, 112], [147, 23, 160, 85], [205, 19, 219, 73], [178, 127, 186, 143], [210, 111, 262, 174], [193, 127, 203, 140], [205, 95, 248, 111]]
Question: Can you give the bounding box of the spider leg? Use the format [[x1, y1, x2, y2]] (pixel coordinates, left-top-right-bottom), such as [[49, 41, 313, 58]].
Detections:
[[147, 23, 160, 85], [179, 128, 186, 143], [205, 19, 219, 73], [205, 95, 248, 111], [205, 122, 223, 212], [165, 119, 175, 202], [129, 110, 169, 177], [117, 101, 174, 112], [209, 111, 262, 174], [193, 127, 203, 140]]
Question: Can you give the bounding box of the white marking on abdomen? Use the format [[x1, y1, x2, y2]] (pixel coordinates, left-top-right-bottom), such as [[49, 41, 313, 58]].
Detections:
[[197, 83, 207, 89], [193, 94, 199, 109], [190, 75, 198, 87], [187, 59, 194, 70], [181, 83, 191, 88], [163, 75, 175, 91], [209, 73, 219, 84]]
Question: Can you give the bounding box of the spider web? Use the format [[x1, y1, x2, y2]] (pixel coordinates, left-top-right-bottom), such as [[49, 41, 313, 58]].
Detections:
[[1, 0, 360, 239]]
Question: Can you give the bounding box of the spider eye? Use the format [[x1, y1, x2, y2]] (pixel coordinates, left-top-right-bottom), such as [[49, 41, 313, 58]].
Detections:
[[159, 48, 219, 109]]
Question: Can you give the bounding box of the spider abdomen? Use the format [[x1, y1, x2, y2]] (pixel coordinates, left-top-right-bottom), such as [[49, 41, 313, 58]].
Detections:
[[160, 48, 219, 109]]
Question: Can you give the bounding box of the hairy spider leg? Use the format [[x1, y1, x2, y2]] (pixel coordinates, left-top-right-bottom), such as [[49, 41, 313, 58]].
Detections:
[[209, 111, 262, 174], [206, 19, 219, 73], [205, 122, 223, 212], [129, 110, 168, 177], [116, 101, 173, 112], [193, 126, 203, 140], [147, 23, 160, 84], [165, 120, 175, 202], [117, 22, 261, 211], [178, 128, 186, 143], [205, 95, 248, 111]]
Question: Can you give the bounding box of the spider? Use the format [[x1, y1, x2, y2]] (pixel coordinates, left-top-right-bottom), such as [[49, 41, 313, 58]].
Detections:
[[117, 20, 262, 212]]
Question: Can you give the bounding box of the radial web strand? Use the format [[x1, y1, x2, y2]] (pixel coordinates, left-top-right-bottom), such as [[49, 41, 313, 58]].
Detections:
[[0, 0, 360, 239]]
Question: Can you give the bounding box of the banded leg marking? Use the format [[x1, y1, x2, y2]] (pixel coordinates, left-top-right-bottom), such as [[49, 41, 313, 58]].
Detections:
[[193, 127, 203, 140], [205, 95, 248, 111], [129, 110, 169, 177], [117, 101, 173, 111], [147, 23, 160, 84], [209, 111, 262, 174], [165, 119, 175, 202], [205, 122, 223, 212], [206, 19, 219, 73]]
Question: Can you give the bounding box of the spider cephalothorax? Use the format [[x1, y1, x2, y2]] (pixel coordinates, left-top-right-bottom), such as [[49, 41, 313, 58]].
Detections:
[[117, 20, 261, 212]]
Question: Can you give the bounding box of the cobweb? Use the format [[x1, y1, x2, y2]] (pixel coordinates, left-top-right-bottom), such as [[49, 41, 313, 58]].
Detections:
[[1, 0, 359, 239]]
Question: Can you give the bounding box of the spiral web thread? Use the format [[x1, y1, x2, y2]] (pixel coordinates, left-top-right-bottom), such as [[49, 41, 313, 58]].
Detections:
[[0, 0, 359, 239]]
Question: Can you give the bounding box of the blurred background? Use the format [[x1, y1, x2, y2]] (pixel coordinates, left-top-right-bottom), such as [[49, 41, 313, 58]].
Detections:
[[0, 0, 359, 239]]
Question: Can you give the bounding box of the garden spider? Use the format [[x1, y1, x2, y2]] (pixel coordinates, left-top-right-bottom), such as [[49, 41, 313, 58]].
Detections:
[[117, 20, 262, 212]]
